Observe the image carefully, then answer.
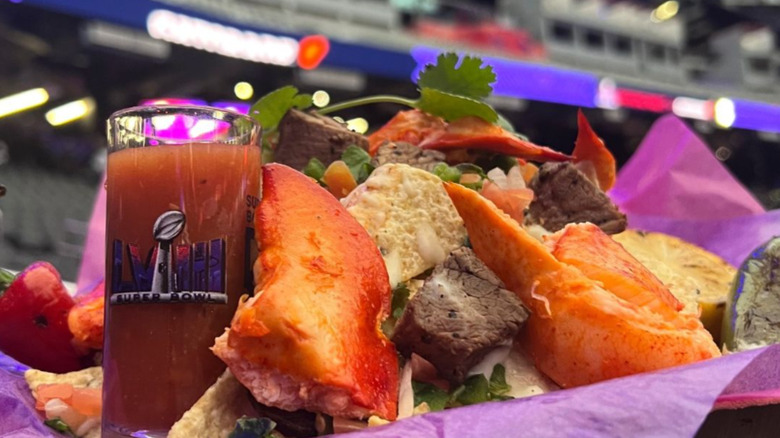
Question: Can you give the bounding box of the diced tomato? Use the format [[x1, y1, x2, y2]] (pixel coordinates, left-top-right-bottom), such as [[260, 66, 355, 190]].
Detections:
[[70, 387, 102, 417], [34, 384, 102, 417], [35, 384, 74, 410], [481, 181, 534, 225], [410, 353, 449, 391]]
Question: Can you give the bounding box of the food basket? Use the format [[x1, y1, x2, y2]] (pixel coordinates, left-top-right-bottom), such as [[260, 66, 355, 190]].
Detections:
[[2, 114, 779, 437]]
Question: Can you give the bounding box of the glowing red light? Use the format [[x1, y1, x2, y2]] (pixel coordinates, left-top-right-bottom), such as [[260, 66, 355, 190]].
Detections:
[[615, 89, 672, 113], [297, 35, 330, 70]]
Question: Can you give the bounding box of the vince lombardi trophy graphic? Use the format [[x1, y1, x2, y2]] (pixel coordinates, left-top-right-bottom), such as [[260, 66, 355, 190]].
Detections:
[[151, 210, 186, 294]]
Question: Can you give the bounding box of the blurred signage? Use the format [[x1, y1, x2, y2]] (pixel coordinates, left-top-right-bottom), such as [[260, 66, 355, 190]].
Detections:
[[17, 0, 417, 79], [614, 89, 672, 113], [731, 99, 780, 133], [146, 9, 299, 66], [81, 21, 171, 60], [297, 35, 330, 70]]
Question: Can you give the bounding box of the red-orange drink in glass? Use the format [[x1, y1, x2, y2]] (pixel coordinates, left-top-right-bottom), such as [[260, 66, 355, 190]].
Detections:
[[103, 107, 261, 437]]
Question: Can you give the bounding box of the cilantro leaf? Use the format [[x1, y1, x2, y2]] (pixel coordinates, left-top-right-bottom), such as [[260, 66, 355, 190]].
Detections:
[[390, 283, 411, 319], [412, 363, 513, 412], [416, 88, 498, 123], [250, 86, 312, 133], [44, 419, 77, 438], [450, 364, 514, 407], [418, 53, 496, 100], [412, 381, 449, 412], [452, 374, 491, 406], [432, 162, 462, 183], [341, 145, 374, 183], [484, 154, 519, 173], [432, 162, 486, 190], [303, 158, 326, 183], [488, 363, 511, 396], [229, 417, 277, 438], [381, 283, 411, 336], [455, 163, 487, 178]]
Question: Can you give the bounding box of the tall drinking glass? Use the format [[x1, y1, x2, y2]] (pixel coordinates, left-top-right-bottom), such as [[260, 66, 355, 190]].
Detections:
[[103, 106, 261, 437]]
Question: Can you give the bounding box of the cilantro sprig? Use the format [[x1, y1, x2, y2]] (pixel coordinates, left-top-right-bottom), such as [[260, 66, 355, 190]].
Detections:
[[249, 86, 312, 134], [417, 54, 495, 99], [412, 364, 513, 412], [318, 53, 497, 123], [44, 419, 77, 437], [249, 53, 499, 136]]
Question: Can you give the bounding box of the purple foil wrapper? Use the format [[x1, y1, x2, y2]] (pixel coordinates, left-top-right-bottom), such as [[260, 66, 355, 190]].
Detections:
[[4, 114, 777, 437]]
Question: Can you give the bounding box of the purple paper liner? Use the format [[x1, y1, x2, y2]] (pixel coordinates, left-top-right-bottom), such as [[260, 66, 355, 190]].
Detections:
[[2, 347, 779, 438], [623, 211, 780, 267], [340, 348, 767, 438]]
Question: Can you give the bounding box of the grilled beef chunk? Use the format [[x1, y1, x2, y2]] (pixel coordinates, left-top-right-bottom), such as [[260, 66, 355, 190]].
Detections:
[[274, 109, 369, 170], [371, 141, 446, 172], [391, 247, 529, 385], [525, 162, 627, 234]]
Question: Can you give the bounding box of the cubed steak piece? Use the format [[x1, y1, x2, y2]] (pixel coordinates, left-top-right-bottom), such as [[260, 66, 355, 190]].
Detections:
[[525, 162, 627, 234], [391, 247, 529, 385], [274, 109, 369, 170], [371, 141, 446, 172]]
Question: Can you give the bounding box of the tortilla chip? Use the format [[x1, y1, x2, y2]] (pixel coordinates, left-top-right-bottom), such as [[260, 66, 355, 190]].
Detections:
[[24, 366, 102, 391], [168, 369, 255, 438]]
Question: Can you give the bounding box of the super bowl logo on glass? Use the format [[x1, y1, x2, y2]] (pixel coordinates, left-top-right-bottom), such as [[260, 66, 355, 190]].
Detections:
[[110, 210, 227, 304]]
